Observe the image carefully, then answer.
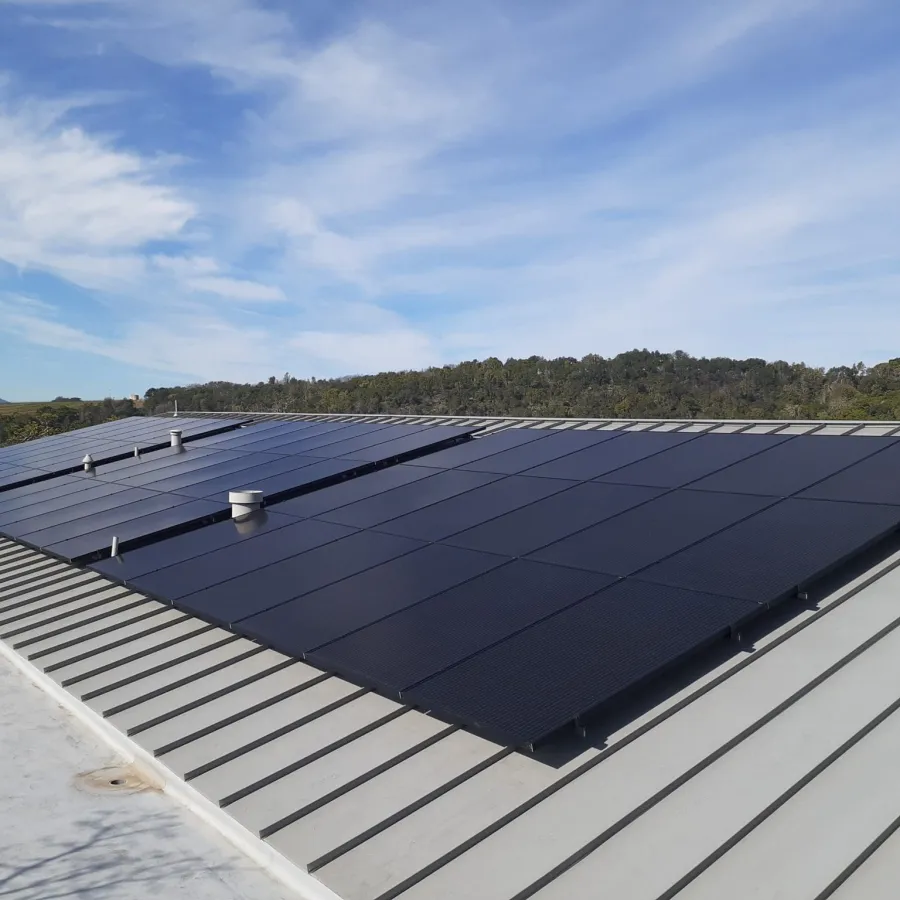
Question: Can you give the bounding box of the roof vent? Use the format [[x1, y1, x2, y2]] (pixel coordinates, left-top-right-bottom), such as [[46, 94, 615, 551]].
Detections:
[[170, 429, 183, 449], [82, 454, 94, 472], [229, 489, 263, 519]]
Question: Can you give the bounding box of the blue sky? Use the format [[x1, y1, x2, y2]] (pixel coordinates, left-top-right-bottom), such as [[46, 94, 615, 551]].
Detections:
[[0, 0, 899, 400]]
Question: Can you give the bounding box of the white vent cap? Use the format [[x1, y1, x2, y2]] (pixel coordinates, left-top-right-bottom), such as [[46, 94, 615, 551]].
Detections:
[[229, 489, 263, 519]]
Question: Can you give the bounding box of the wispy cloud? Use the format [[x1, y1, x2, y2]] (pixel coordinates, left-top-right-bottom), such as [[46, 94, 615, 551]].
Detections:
[[0, 0, 899, 398]]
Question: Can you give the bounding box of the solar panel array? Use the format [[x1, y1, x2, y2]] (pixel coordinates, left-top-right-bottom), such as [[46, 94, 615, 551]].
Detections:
[[0, 418, 479, 563], [0, 415, 246, 491], [89, 426, 900, 746]]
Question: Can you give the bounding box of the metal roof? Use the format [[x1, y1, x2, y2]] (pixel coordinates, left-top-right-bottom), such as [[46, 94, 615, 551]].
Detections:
[[4, 415, 900, 899]]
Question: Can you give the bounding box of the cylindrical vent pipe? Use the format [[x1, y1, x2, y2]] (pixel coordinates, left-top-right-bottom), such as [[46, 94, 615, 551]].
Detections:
[[82, 454, 94, 472], [229, 490, 264, 519], [111, 536, 120, 557], [134, 446, 140, 458], [170, 429, 183, 449]]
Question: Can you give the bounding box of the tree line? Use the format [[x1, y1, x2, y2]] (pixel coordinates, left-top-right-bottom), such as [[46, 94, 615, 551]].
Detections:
[[143, 350, 900, 421], [0, 399, 139, 447]]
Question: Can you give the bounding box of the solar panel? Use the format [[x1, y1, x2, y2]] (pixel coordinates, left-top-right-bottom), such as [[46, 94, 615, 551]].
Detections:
[[174, 530, 425, 626], [405, 580, 759, 746], [456, 430, 619, 475], [0, 416, 247, 490], [271, 464, 436, 520], [445, 482, 665, 557], [45, 498, 223, 563], [132, 518, 357, 601], [316, 470, 500, 529], [373, 475, 576, 542], [521, 431, 699, 481], [238, 543, 510, 653], [307, 560, 616, 694], [596, 433, 793, 489], [527, 489, 776, 576], [407, 428, 552, 469], [91, 508, 300, 581], [686, 435, 896, 497], [798, 442, 900, 505], [637, 497, 900, 603]]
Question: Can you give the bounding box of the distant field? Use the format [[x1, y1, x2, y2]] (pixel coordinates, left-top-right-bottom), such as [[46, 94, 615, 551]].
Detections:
[[0, 401, 97, 417]]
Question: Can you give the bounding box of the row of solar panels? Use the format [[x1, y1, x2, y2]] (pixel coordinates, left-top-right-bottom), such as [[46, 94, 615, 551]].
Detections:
[[0, 417, 480, 561], [75, 422, 900, 746]]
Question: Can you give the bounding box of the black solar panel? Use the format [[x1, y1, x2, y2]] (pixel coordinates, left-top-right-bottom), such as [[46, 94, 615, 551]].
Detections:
[[445, 482, 665, 557], [527, 489, 776, 576], [405, 580, 759, 745], [408, 427, 552, 469], [521, 431, 699, 481], [308, 560, 615, 694], [638, 497, 900, 603], [686, 435, 896, 497], [91, 509, 300, 581], [175, 530, 425, 626], [596, 433, 792, 489], [457, 429, 619, 475], [317, 469, 500, 529], [132, 518, 357, 601], [238, 543, 510, 653], [373, 475, 575, 542], [798, 442, 900, 505]]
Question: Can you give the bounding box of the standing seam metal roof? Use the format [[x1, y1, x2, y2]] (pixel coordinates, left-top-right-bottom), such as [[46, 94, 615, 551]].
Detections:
[[3, 415, 900, 899]]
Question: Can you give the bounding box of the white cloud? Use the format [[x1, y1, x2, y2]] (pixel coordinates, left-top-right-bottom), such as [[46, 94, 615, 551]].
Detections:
[[186, 276, 286, 302], [0, 89, 195, 291]]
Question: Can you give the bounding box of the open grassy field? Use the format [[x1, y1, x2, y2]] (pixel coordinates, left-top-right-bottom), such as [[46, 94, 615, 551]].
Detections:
[[0, 401, 96, 418]]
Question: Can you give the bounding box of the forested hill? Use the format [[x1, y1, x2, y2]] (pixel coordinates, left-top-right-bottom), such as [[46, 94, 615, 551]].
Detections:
[[144, 350, 900, 420]]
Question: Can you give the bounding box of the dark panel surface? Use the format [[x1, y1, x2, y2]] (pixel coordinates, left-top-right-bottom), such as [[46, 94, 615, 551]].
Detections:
[[177, 530, 425, 626], [199, 458, 363, 502], [799, 442, 900, 506], [239, 543, 509, 653], [406, 580, 759, 745], [522, 431, 699, 481], [445, 482, 665, 557], [0, 482, 129, 526], [686, 435, 895, 497], [46, 498, 223, 563], [456, 430, 619, 475], [373, 475, 576, 541], [16, 493, 196, 549], [638, 497, 900, 602], [408, 428, 551, 469], [308, 560, 616, 693], [272, 464, 436, 519], [1, 487, 159, 537], [317, 469, 500, 529], [596, 433, 793, 489], [169, 457, 340, 500], [528, 489, 776, 576], [127, 452, 304, 493], [334, 425, 477, 462], [132, 518, 357, 600], [91, 509, 300, 581]]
